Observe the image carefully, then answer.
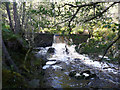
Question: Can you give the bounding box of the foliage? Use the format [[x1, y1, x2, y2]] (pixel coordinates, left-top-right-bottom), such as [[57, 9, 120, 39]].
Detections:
[[2, 24, 19, 41], [2, 69, 28, 88]]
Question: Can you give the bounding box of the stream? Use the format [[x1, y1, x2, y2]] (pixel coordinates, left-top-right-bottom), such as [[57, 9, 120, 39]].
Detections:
[[36, 35, 120, 88]]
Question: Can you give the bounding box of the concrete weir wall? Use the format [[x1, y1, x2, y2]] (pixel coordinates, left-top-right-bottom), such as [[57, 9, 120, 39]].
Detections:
[[34, 34, 54, 47], [33, 34, 89, 47]]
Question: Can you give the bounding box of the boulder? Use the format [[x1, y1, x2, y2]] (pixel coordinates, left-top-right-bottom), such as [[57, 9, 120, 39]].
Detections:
[[69, 70, 77, 77], [80, 70, 91, 75], [47, 48, 55, 53], [69, 70, 97, 80]]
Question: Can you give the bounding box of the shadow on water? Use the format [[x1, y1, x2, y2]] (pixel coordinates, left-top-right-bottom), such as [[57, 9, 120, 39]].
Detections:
[[36, 34, 120, 88]]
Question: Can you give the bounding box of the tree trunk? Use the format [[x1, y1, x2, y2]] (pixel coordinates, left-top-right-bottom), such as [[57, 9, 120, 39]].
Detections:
[[2, 40, 19, 73], [5, 2, 14, 32], [13, 2, 21, 34], [22, 2, 26, 26]]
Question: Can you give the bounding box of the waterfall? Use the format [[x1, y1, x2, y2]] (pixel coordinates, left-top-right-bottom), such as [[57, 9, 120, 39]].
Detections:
[[53, 34, 56, 43], [43, 35, 119, 75]]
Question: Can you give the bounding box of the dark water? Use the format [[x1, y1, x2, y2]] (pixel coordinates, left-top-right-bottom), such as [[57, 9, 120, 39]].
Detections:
[[36, 35, 120, 88]]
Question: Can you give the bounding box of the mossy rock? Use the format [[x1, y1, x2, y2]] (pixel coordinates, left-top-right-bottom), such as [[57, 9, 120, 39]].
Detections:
[[2, 69, 28, 88]]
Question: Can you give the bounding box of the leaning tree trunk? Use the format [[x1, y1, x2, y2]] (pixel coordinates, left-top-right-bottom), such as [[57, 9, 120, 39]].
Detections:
[[5, 2, 14, 32], [2, 40, 19, 73]]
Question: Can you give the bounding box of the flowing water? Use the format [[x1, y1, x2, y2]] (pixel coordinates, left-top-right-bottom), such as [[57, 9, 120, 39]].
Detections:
[[36, 35, 120, 88]]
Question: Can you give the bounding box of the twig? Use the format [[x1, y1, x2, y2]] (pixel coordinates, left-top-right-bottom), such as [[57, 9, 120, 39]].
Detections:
[[100, 35, 120, 61], [84, 2, 119, 23]]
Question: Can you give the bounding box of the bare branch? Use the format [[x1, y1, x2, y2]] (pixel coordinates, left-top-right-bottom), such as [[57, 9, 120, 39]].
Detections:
[[84, 2, 120, 23], [68, 6, 81, 33], [60, 2, 100, 8], [52, 19, 69, 27], [67, 2, 101, 34], [100, 35, 120, 61]]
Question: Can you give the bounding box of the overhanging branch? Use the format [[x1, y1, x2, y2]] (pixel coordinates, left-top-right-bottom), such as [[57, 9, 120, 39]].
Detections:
[[52, 19, 69, 27], [67, 2, 101, 34], [61, 2, 100, 8], [84, 2, 120, 23]]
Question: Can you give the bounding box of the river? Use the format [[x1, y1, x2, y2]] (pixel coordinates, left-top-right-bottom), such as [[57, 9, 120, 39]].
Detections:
[[36, 35, 120, 88]]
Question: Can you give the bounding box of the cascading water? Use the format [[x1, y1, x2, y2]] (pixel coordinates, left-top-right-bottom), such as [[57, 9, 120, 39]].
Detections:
[[37, 34, 120, 88]]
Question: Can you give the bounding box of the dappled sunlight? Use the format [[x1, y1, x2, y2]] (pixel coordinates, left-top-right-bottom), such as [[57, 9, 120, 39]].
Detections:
[[2, 1, 120, 88]]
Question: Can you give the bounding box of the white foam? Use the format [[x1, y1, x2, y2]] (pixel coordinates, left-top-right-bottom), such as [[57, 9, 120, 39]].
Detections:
[[83, 73, 89, 77], [75, 73, 81, 76], [46, 61, 56, 65], [52, 65, 62, 69], [42, 35, 119, 74], [43, 65, 50, 69]]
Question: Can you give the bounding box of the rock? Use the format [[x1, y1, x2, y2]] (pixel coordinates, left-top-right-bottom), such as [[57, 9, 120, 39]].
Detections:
[[49, 59, 56, 61], [61, 69, 65, 71], [85, 74, 97, 80], [47, 48, 55, 53], [74, 58, 81, 63], [69, 70, 97, 80], [28, 79, 39, 88], [74, 58, 81, 61], [80, 70, 98, 80], [80, 70, 91, 75], [69, 70, 77, 77]]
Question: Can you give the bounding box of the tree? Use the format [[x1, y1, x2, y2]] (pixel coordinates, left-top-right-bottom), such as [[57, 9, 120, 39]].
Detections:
[[22, 2, 26, 26], [13, 2, 21, 34], [5, 2, 14, 32], [55, 2, 120, 34], [2, 40, 19, 73]]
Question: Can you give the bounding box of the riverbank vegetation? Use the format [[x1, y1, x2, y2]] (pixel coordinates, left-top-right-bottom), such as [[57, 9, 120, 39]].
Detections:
[[1, 1, 120, 88]]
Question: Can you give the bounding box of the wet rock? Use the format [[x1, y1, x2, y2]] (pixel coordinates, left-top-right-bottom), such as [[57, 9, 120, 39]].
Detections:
[[74, 58, 81, 63], [69, 70, 77, 77], [74, 58, 81, 61], [61, 68, 65, 71], [80, 70, 97, 80], [80, 70, 91, 75], [85, 74, 97, 80], [47, 48, 55, 53], [69, 70, 97, 80], [65, 45, 69, 54], [49, 59, 56, 61]]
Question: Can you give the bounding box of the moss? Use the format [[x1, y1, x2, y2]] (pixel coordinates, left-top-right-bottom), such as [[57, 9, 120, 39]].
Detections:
[[2, 69, 28, 88]]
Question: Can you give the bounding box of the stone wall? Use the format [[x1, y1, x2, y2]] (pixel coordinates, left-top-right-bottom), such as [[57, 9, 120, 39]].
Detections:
[[34, 34, 54, 47]]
